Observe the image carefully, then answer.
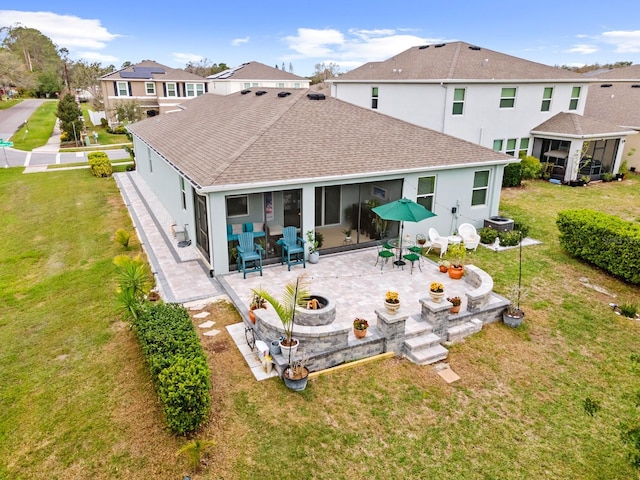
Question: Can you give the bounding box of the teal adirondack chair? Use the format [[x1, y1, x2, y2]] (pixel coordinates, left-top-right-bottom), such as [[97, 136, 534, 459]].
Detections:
[[237, 232, 263, 278], [278, 226, 305, 271]]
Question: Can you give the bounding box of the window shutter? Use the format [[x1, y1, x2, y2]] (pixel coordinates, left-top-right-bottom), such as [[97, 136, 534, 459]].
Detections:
[[163, 83, 167, 97], [113, 82, 117, 95], [128, 82, 132, 96]]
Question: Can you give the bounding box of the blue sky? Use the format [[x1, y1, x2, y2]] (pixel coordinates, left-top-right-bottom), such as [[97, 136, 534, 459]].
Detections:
[[2, 2, 640, 77]]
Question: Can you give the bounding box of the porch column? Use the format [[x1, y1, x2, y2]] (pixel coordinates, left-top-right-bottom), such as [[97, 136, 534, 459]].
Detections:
[[300, 184, 315, 254]]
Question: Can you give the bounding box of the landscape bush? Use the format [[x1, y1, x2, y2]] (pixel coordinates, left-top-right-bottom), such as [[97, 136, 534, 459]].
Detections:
[[479, 227, 499, 244], [520, 155, 543, 179], [557, 209, 640, 284], [88, 151, 112, 177], [132, 303, 211, 434], [502, 162, 522, 187]]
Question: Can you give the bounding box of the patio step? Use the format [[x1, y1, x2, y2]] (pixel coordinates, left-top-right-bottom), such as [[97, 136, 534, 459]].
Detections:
[[404, 332, 442, 351], [447, 318, 483, 344], [405, 344, 449, 365], [404, 315, 434, 339]]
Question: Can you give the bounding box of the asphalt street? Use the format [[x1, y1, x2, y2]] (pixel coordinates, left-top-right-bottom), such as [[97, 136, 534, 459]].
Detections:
[[0, 99, 130, 168]]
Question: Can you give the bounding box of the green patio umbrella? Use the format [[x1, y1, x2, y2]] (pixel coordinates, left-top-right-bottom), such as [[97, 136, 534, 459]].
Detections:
[[372, 197, 436, 265]]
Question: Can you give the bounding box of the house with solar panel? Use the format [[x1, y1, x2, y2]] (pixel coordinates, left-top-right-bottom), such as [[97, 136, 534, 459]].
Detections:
[[330, 41, 636, 183], [100, 61, 208, 125], [207, 61, 310, 95]]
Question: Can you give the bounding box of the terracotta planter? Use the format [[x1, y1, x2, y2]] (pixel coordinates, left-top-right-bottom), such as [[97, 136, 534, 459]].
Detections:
[[448, 265, 464, 279], [429, 291, 445, 303], [384, 300, 400, 314], [439, 265, 448, 273], [249, 309, 256, 323], [354, 328, 367, 338], [450, 305, 461, 314]]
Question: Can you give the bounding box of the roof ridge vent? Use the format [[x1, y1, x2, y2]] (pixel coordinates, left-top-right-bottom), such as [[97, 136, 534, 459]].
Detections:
[[277, 91, 291, 97], [468, 45, 481, 51], [307, 93, 326, 100], [600, 84, 613, 87], [255, 90, 267, 96], [240, 89, 251, 94], [434, 43, 446, 48], [418, 45, 429, 50]]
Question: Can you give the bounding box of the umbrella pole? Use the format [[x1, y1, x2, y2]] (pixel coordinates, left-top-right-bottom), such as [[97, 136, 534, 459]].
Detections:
[[394, 222, 405, 266]]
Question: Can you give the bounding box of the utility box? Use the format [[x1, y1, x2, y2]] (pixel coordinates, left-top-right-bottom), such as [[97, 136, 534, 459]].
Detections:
[[483, 216, 514, 232], [173, 225, 187, 242]]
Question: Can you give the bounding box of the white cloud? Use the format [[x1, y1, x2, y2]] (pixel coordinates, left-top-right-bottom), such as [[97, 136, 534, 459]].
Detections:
[[565, 44, 599, 54], [172, 52, 205, 63], [77, 51, 119, 63], [232, 37, 250, 46], [284, 28, 345, 57], [0, 10, 120, 50], [601, 30, 640, 53]]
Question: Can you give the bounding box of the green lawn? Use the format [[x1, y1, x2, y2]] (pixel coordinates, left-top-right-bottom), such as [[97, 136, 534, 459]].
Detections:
[[1, 170, 639, 479], [9, 100, 58, 151], [0, 98, 23, 110]]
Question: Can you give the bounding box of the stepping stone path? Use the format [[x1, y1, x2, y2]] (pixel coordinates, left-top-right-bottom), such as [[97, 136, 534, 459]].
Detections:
[[203, 329, 221, 337], [193, 312, 210, 318], [199, 320, 215, 328]]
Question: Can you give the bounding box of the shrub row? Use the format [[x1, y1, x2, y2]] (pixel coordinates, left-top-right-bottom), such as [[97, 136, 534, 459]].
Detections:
[[556, 209, 640, 284], [132, 303, 211, 434], [502, 162, 522, 187], [88, 151, 112, 177]]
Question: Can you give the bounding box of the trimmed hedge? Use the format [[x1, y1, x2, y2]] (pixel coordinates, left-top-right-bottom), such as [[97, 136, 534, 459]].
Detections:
[[88, 151, 112, 177], [132, 303, 211, 434], [502, 162, 522, 187], [557, 209, 640, 284]]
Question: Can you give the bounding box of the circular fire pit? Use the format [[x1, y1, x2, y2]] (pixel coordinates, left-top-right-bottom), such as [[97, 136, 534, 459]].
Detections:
[[295, 294, 336, 326]]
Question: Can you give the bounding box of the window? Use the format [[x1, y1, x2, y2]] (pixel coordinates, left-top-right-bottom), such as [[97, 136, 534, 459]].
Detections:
[[166, 82, 177, 97], [471, 171, 490, 206], [417, 176, 436, 211], [116, 81, 129, 96], [493, 139, 504, 151], [452, 88, 465, 115], [243, 82, 250, 89], [569, 86, 581, 110], [541, 87, 553, 111], [186, 83, 204, 97], [145, 82, 156, 95], [226, 195, 248, 217], [505, 138, 517, 156], [251, 83, 259, 87], [294, 82, 300, 88], [180, 177, 187, 210], [500, 87, 516, 108], [518, 138, 530, 158], [371, 87, 379, 109], [278, 82, 285, 88]]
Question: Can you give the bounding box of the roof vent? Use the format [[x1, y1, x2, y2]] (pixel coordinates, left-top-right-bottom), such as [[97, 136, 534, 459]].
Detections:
[[277, 91, 291, 97], [307, 93, 326, 100], [418, 45, 429, 50], [468, 45, 481, 51], [255, 90, 267, 96], [434, 43, 446, 48], [600, 84, 613, 87], [240, 89, 251, 95], [632, 84, 640, 88]]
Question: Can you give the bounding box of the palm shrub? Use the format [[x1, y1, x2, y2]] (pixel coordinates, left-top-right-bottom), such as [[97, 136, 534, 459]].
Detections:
[[177, 439, 216, 472], [113, 254, 149, 319], [114, 228, 131, 248]]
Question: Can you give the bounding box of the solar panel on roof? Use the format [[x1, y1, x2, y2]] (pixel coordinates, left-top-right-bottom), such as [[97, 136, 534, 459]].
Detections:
[[210, 63, 248, 79], [120, 66, 165, 78]]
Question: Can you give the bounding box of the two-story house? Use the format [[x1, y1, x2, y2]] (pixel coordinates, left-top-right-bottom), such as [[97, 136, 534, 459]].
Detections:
[[331, 41, 635, 183], [207, 61, 310, 95], [100, 60, 208, 124]]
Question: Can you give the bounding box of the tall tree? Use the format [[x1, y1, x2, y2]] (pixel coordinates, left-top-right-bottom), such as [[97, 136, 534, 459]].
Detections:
[[0, 48, 36, 92], [310, 62, 342, 85], [70, 60, 114, 109], [57, 93, 84, 144], [184, 59, 228, 77], [1, 25, 61, 74], [112, 100, 142, 124]]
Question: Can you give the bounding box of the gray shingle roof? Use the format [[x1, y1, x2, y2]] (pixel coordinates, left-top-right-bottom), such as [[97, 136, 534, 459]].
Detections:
[[101, 60, 206, 81], [128, 88, 511, 189], [584, 82, 640, 129], [207, 61, 307, 81], [592, 64, 640, 80], [335, 41, 586, 82], [531, 112, 635, 136]]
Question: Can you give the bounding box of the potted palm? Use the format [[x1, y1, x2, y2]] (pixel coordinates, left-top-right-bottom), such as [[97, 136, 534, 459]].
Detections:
[[306, 230, 320, 264], [446, 242, 466, 279], [251, 276, 310, 375]]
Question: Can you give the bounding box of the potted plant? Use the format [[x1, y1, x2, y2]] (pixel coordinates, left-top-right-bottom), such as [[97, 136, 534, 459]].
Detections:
[[429, 281, 445, 303], [248, 292, 267, 323], [446, 242, 466, 279], [342, 227, 353, 243], [438, 259, 450, 273], [252, 277, 310, 362], [447, 296, 461, 313], [353, 318, 369, 338], [503, 284, 526, 327], [384, 291, 400, 314], [283, 354, 309, 391], [306, 230, 320, 264]]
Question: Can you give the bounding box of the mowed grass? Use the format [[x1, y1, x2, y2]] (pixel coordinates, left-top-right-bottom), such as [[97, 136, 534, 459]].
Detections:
[[1, 169, 640, 479], [10, 100, 58, 151]]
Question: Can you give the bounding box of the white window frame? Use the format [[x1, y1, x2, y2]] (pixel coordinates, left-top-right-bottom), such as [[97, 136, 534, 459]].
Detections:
[[243, 82, 251, 89], [541, 87, 553, 112], [505, 138, 517, 156], [278, 82, 285, 88], [493, 139, 504, 151], [371, 86, 379, 109], [145, 82, 156, 95], [226, 195, 248, 217], [500, 87, 516, 108], [185, 83, 205, 97], [251, 82, 259, 87], [180, 177, 187, 210], [452, 88, 465, 115], [416, 176, 436, 211], [518, 138, 530, 158], [569, 86, 581, 110], [116, 81, 129, 97], [294, 82, 300, 88], [166, 82, 177, 97], [471, 170, 490, 206]]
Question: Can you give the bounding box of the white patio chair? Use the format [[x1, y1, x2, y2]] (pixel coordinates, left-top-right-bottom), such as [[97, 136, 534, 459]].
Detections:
[[426, 228, 448, 258], [458, 223, 480, 251]]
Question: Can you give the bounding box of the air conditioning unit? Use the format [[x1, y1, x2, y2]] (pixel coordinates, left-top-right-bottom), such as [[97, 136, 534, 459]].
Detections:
[[483, 216, 514, 232]]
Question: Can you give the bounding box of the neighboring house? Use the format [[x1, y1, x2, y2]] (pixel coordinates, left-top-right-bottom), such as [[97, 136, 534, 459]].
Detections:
[[585, 65, 640, 171], [100, 60, 208, 124], [330, 41, 633, 182], [207, 61, 310, 95], [128, 88, 513, 276]]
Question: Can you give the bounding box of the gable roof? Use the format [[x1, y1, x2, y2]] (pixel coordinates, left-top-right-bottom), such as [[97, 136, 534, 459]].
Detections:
[[592, 64, 640, 80], [101, 60, 206, 81], [127, 88, 511, 190], [530, 112, 636, 137], [207, 61, 307, 81], [584, 81, 640, 129], [334, 41, 586, 83]]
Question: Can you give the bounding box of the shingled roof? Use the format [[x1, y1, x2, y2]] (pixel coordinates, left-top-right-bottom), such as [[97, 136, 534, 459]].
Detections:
[[592, 64, 640, 80], [208, 61, 307, 81], [531, 112, 636, 137], [127, 88, 511, 190], [584, 81, 640, 129], [101, 60, 206, 81], [335, 41, 586, 82]]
